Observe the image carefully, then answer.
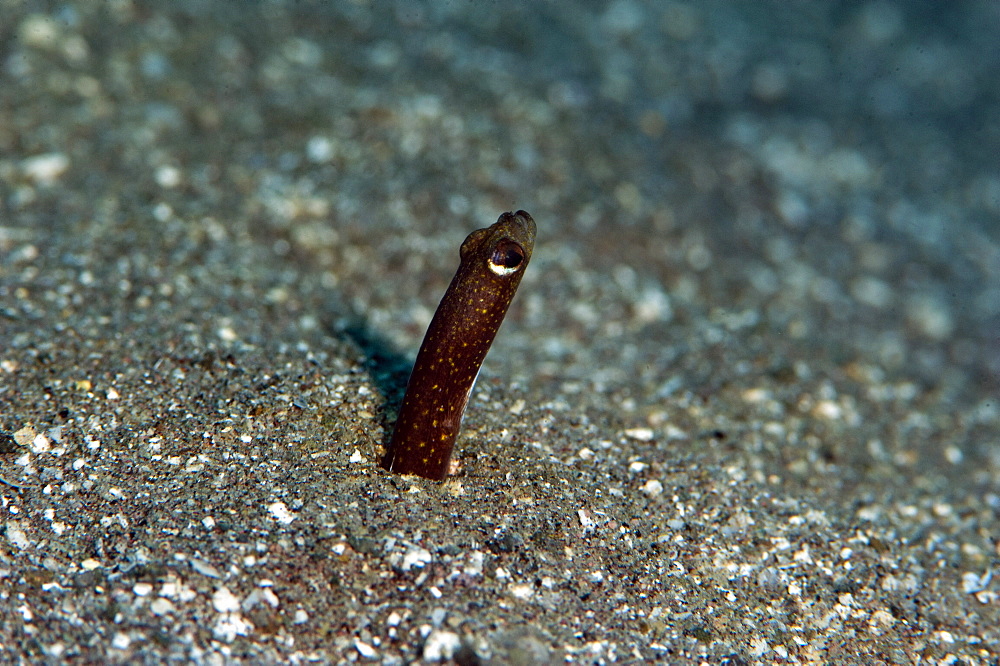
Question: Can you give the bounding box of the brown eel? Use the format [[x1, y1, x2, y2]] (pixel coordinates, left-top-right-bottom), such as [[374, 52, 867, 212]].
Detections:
[[383, 210, 536, 480]]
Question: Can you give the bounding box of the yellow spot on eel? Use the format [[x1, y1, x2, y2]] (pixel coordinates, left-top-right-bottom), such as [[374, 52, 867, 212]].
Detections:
[[383, 210, 536, 480]]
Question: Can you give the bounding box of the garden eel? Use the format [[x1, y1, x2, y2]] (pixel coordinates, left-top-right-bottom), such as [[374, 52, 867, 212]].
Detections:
[[383, 210, 536, 480]]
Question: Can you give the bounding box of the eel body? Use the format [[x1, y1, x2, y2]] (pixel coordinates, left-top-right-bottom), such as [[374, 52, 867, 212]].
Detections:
[[383, 210, 536, 480]]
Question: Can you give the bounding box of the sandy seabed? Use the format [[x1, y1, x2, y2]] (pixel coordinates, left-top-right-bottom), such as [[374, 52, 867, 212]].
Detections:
[[1, 2, 998, 663]]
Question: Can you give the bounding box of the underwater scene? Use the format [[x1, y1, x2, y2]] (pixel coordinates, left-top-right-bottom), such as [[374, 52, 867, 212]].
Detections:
[[1, 1, 997, 662]]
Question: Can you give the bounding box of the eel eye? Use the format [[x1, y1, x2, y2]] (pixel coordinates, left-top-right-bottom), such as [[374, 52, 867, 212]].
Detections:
[[489, 239, 525, 276]]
